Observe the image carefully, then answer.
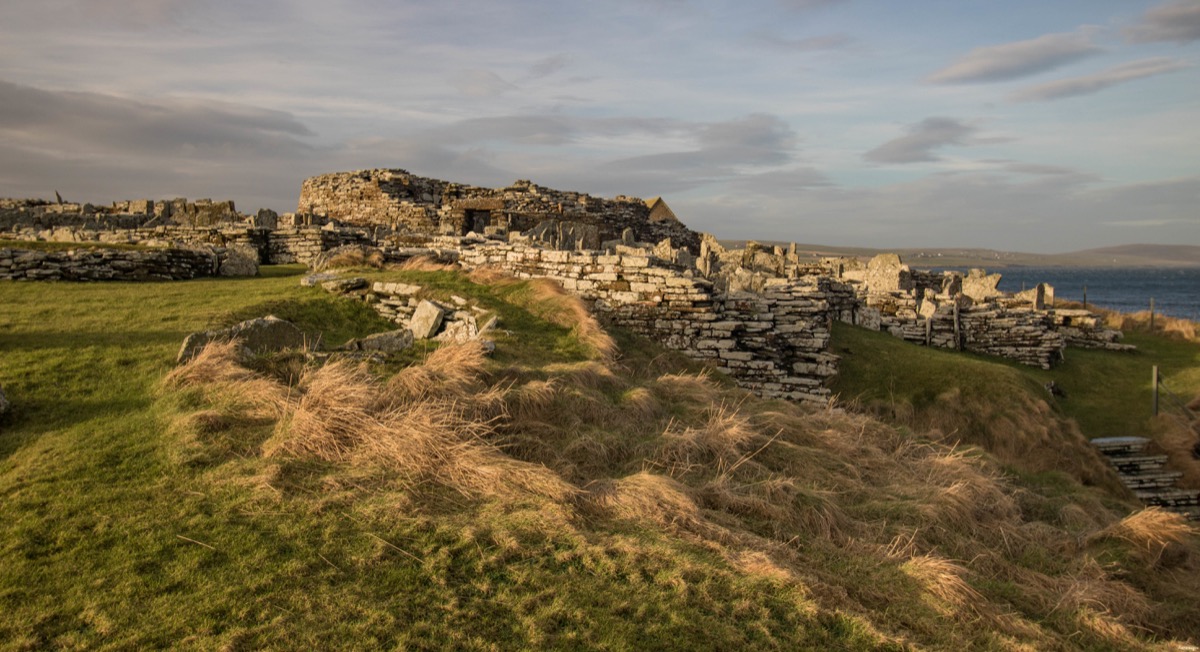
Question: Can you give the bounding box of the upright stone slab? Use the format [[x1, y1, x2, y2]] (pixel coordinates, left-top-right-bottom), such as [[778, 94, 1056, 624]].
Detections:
[[409, 300, 446, 339]]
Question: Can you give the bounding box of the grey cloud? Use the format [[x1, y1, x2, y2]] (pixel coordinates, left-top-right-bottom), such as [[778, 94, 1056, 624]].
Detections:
[[697, 114, 798, 165], [863, 117, 977, 164], [0, 79, 321, 210], [0, 80, 315, 156], [1011, 58, 1189, 102], [1125, 1, 1200, 43], [927, 29, 1102, 84]]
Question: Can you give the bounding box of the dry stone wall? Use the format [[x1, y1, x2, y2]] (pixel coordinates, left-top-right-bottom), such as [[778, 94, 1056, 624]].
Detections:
[[0, 245, 225, 281], [452, 239, 842, 402]]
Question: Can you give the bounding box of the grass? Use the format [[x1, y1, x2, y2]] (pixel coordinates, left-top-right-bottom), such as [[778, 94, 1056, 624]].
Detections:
[[829, 320, 1200, 486], [2, 267, 1199, 650]]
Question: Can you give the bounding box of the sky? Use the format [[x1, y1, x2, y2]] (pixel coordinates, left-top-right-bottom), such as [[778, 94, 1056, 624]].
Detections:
[[0, 0, 1197, 253]]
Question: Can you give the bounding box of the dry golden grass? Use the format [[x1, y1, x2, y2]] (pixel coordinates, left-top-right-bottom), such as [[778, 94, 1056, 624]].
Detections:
[[324, 248, 385, 270], [1110, 310, 1199, 342], [395, 255, 458, 272], [583, 471, 713, 536], [164, 341, 288, 419], [1087, 507, 1195, 552], [899, 553, 984, 614]]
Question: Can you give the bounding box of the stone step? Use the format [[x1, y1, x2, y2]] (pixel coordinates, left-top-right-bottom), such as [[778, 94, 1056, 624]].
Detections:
[[1091, 436, 1151, 456], [1119, 471, 1183, 490], [1136, 488, 1200, 507], [1110, 455, 1170, 473], [1167, 506, 1200, 522]]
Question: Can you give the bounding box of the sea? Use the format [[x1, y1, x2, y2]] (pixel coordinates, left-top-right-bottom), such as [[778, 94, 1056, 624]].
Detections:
[[935, 267, 1200, 321]]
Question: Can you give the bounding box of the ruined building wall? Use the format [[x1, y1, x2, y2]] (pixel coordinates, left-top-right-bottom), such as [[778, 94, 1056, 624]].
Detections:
[[297, 169, 700, 253], [0, 246, 223, 281], [453, 240, 842, 403]]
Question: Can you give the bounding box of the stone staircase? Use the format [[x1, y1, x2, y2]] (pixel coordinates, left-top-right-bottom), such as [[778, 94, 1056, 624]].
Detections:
[[1092, 437, 1200, 521]]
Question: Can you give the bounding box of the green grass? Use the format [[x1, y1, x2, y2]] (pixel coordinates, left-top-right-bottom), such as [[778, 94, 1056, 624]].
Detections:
[[830, 320, 1200, 441]]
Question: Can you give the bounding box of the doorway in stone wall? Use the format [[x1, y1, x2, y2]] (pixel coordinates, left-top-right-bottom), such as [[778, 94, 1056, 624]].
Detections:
[[465, 209, 491, 235]]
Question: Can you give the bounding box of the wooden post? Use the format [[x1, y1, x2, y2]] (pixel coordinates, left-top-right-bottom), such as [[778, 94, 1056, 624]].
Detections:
[[1149, 298, 1155, 331], [1152, 365, 1159, 417], [1082, 285, 1088, 309]]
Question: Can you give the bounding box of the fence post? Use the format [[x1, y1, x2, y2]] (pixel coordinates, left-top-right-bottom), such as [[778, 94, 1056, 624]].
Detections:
[[1149, 298, 1155, 331], [1152, 365, 1159, 417], [1082, 285, 1088, 310]]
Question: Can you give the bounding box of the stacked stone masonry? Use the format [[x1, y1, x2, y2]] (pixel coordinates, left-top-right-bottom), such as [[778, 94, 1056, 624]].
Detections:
[[454, 240, 842, 403], [297, 169, 700, 253], [0, 246, 224, 281]]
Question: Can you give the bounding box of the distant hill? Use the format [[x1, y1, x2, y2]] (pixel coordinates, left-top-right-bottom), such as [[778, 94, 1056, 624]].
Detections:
[[1065, 244, 1200, 267], [719, 241, 1200, 269]]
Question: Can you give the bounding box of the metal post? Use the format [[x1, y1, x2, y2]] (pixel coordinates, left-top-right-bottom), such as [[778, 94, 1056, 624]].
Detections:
[[1152, 365, 1159, 417]]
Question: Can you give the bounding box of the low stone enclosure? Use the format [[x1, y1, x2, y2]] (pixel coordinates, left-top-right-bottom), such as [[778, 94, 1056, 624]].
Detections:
[[1, 169, 1133, 403]]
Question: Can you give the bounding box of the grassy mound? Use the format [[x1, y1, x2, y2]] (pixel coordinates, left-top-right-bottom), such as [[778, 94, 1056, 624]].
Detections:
[[2, 267, 1199, 649]]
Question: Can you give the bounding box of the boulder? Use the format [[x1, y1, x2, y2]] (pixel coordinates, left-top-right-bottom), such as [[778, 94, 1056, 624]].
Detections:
[[301, 272, 339, 287], [409, 300, 446, 339], [321, 277, 368, 294], [344, 328, 414, 353], [177, 315, 307, 363], [218, 243, 259, 276]]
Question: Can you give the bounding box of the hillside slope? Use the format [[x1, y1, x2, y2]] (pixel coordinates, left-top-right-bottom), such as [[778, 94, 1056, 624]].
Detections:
[[1, 267, 1198, 650]]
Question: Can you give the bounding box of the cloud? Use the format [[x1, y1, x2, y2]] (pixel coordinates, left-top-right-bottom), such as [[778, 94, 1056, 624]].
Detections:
[[927, 29, 1102, 84], [1125, 1, 1200, 43], [863, 117, 978, 164], [0, 78, 320, 209], [1010, 57, 1189, 102], [0, 79, 315, 156]]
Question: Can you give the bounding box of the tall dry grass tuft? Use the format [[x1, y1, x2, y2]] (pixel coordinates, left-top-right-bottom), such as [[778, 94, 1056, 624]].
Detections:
[[651, 371, 722, 405], [899, 553, 984, 614], [526, 278, 617, 362], [164, 341, 288, 419], [1087, 507, 1195, 552], [1113, 310, 1198, 342], [265, 360, 379, 462], [584, 472, 712, 535], [395, 255, 458, 272], [1054, 557, 1151, 627], [656, 402, 756, 475], [324, 248, 385, 270], [386, 341, 491, 404]]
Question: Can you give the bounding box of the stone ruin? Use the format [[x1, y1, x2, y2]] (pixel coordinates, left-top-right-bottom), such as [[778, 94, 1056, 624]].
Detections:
[[296, 169, 700, 252], [0, 169, 1135, 401]]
